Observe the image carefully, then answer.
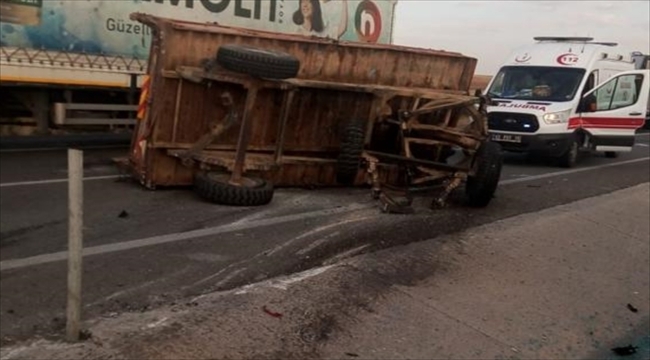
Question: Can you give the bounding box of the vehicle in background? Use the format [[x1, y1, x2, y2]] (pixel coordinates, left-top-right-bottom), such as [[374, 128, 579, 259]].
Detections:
[[632, 51, 650, 129], [484, 37, 650, 167], [0, 0, 397, 138]]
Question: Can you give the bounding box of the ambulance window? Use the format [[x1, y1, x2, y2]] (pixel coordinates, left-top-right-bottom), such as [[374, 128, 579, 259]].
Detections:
[[489, 72, 505, 94], [611, 74, 641, 109], [487, 66, 585, 101], [583, 71, 598, 95], [588, 74, 643, 111]]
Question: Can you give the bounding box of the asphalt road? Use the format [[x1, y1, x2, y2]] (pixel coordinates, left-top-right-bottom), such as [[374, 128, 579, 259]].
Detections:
[[1, 135, 649, 345]]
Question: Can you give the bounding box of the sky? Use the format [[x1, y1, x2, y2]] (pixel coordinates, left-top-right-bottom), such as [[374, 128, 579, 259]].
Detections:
[[391, 0, 650, 75]]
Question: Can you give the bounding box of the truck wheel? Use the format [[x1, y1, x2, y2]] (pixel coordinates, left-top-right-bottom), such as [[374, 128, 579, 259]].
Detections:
[[604, 151, 619, 158], [337, 120, 366, 185], [194, 172, 274, 206], [216, 45, 300, 80], [557, 137, 579, 168], [466, 141, 503, 207]]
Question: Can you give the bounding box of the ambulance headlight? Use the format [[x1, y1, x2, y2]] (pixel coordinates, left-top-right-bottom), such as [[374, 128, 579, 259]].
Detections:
[[542, 109, 571, 124]]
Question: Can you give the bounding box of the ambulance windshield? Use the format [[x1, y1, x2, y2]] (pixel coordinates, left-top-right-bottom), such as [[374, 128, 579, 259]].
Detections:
[[487, 66, 586, 102]]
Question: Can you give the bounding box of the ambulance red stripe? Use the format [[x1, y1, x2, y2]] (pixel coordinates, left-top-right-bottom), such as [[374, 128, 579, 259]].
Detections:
[[568, 117, 645, 130]]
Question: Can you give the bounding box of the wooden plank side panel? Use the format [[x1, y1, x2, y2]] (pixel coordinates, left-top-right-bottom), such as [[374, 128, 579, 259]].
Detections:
[[150, 149, 193, 186], [301, 165, 322, 186], [459, 58, 479, 91], [158, 83, 372, 151], [151, 77, 181, 144], [157, 27, 475, 90], [248, 88, 283, 147], [404, 52, 419, 88], [318, 164, 337, 186], [138, 16, 479, 187], [279, 89, 374, 152], [174, 81, 207, 144], [325, 47, 344, 80]]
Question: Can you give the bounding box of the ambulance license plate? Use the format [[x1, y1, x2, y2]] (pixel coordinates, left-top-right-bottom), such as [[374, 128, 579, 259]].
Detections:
[[490, 133, 522, 143]]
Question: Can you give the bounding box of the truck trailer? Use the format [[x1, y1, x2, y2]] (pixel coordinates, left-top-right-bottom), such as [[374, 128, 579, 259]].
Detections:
[[119, 13, 500, 211], [0, 0, 397, 140]]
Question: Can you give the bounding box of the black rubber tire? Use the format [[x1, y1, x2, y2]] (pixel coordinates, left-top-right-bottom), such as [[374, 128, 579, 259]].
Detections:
[[336, 120, 366, 185], [557, 136, 579, 168], [604, 151, 619, 158], [466, 141, 503, 207], [216, 44, 300, 80], [368, 121, 400, 153], [194, 172, 274, 206]]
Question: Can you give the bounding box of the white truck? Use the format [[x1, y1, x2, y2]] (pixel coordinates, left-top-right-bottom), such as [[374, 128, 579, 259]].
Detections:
[[0, 0, 397, 139], [484, 37, 650, 167]]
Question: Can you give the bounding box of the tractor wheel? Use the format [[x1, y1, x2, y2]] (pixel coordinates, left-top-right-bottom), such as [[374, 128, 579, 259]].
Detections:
[[466, 141, 503, 207], [216, 45, 300, 80], [194, 172, 274, 206]]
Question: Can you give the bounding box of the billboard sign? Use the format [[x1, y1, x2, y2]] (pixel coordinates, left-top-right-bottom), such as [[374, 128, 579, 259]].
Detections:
[[0, 0, 397, 59]]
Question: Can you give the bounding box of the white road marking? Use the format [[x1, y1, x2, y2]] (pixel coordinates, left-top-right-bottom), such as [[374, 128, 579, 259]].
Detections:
[[187, 215, 370, 289], [636, 143, 649, 147], [0, 203, 372, 272], [266, 215, 373, 257], [1, 156, 648, 272], [499, 157, 650, 185], [0, 175, 122, 188], [234, 265, 335, 294], [189, 261, 244, 289], [323, 244, 372, 265], [296, 231, 342, 256], [144, 317, 169, 329]]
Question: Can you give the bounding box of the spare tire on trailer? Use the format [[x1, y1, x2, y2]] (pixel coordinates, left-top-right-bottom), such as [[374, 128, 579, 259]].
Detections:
[[194, 171, 274, 206], [466, 141, 503, 207], [336, 120, 366, 185], [216, 45, 300, 80]]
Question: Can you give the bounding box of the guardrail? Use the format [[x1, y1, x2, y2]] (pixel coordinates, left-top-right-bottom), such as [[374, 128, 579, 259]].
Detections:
[[53, 103, 137, 126]]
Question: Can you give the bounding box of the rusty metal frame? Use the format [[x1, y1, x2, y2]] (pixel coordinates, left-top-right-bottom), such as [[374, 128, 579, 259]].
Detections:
[[162, 65, 491, 211], [273, 89, 298, 164], [178, 92, 237, 167], [359, 91, 493, 212]]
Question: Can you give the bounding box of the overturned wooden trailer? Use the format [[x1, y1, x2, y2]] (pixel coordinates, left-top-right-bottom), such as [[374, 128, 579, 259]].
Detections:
[[125, 13, 502, 211]]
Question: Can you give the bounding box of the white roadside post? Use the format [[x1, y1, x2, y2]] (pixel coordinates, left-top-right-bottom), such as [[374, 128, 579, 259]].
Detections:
[[66, 148, 83, 342]]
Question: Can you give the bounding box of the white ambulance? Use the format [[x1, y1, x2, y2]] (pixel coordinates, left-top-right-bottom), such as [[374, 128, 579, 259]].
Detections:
[[484, 37, 650, 167]]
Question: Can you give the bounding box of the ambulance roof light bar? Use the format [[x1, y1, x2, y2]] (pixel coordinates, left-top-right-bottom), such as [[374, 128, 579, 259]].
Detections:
[[533, 37, 618, 46], [534, 36, 594, 42], [591, 42, 619, 47]]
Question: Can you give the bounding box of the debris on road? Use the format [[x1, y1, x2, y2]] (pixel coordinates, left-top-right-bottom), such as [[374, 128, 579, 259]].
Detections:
[[118, 210, 129, 219], [79, 330, 93, 341], [626, 303, 638, 313], [262, 306, 283, 319], [611, 345, 638, 356]]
